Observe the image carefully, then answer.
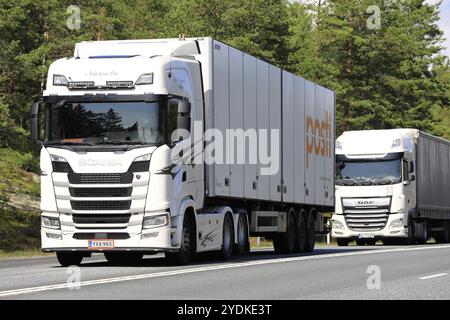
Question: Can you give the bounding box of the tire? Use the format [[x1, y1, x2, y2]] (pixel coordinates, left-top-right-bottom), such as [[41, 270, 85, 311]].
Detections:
[[104, 252, 143, 265], [403, 218, 415, 245], [294, 210, 307, 253], [336, 239, 349, 246], [274, 209, 296, 254], [165, 213, 195, 265], [56, 252, 83, 267], [236, 213, 250, 255], [304, 211, 316, 252], [220, 214, 234, 260]]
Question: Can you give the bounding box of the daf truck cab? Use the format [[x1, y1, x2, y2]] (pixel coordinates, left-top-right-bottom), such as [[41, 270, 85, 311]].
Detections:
[[332, 129, 450, 246]]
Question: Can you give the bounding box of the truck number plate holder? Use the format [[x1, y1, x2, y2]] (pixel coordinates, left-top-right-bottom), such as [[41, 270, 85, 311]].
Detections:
[[88, 239, 115, 249]]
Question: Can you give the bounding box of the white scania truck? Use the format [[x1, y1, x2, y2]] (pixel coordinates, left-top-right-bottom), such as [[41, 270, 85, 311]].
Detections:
[[30, 38, 335, 266], [332, 129, 450, 246]]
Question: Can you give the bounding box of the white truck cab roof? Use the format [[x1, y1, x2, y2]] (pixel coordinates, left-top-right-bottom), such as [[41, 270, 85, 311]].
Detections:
[[336, 128, 419, 159]]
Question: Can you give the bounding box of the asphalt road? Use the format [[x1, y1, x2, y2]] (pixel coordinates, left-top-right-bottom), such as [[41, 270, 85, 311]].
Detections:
[[0, 244, 449, 300]]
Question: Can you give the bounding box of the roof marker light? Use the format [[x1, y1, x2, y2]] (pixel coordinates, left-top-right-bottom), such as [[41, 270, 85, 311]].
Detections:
[[392, 139, 401, 147]]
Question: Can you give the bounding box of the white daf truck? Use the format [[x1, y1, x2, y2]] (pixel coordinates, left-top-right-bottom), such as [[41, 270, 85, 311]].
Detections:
[[30, 38, 335, 266], [332, 129, 450, 246]]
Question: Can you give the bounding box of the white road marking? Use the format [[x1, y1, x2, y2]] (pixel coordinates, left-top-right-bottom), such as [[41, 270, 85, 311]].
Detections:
[[419, 273, 448, 280], [1, 244, 450, 298]]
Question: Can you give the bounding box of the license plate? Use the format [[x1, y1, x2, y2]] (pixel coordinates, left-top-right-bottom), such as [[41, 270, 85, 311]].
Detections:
[[88, 239, 114, 249], [358, 234, 375, 239]]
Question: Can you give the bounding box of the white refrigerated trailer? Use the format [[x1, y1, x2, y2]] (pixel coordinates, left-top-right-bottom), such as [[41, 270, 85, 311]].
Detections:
[[333, 129, 450, 245], [31, 38, 335, 266]]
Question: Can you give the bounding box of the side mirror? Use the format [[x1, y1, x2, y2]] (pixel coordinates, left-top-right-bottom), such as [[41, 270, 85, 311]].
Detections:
[[30, 101, 42, 143], [408, 161, 414, 173], [408, 174, 415, 182], [177, 101, 191, 132]]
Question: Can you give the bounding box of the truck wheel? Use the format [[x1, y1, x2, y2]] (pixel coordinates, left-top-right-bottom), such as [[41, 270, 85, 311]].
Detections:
[[416, 221, 428, 245], [220, 214, 234, 260], [273, 210, 296, 254], [104, 252, 143, 265], [403, 218, 415, 245], [165, 214, 195, 265], [56, 252, 83, 267], [236, 213, 250, 255], [294, 210, 307, 253], [304, 211, 316, 252], [337, 239, 349, 246]]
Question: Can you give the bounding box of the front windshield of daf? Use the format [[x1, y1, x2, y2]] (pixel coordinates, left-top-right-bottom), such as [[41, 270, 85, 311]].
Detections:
[[336, 159, 402, 185], [45, 101, 165, 146]]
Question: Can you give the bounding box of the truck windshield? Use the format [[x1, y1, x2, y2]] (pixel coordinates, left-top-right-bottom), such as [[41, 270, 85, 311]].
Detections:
[[336, 159, 402, 186], [45, 101, 164, 146]]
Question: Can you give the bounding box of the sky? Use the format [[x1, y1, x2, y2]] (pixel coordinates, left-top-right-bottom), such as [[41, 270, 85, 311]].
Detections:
[[427, 0, 450, 57]]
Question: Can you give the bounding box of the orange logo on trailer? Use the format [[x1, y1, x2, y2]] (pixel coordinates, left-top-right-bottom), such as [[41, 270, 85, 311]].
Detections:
[[306, 111, 332, 169]]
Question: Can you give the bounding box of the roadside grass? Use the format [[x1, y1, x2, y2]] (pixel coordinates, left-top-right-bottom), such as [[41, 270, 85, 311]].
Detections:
[[0, 249, 50, 259], [0, 205, 41, 253], [0, 147, 41, 256], [0, 148, 40, 202]]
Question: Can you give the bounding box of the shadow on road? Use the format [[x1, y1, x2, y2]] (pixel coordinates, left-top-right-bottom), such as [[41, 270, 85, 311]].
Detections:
[[70, 246, 378, 269]]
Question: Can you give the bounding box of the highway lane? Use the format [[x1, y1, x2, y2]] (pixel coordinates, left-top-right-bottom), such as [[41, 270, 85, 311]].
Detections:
[[0, 244, 449, 299]]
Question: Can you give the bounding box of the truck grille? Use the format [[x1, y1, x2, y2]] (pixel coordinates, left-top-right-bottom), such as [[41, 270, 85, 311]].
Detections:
[[344, 211, 389, 231], [343, 197, 391, 231], [71, 200, 131, 211], [72, 214, 131, 224], [73, 232, 130, 240], [69, 187, 132, 197], [68, 172, 133, 184]]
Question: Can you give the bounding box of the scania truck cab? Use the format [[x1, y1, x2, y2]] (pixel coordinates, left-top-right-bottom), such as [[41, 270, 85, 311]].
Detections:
[[332, 129, 450, 246]]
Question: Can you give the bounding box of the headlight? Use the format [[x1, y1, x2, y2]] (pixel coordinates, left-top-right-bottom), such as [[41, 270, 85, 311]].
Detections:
[[143, 213, 170, 229], [389, 218, 403, 228], [332, 219, 344, 230], [336, 141, 342, 151], [133, 154, 151, 162], [135, 73, 154, 85], [53, 74, 68, 86], [42, 216, 61, 229], [50, 154, 68, 162]]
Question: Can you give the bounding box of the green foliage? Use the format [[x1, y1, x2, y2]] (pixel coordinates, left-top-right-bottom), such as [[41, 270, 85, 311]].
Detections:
[[0, 148, 40, 201], [0, 0, 448, 141], [0, 206, 40, 252], [290, 0, 448, 135]]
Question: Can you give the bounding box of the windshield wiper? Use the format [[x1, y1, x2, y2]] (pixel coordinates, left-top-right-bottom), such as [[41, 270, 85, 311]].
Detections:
[[46, 141, 93, 146], [336, 178, 358, 186], [96, 141, 156, 146]]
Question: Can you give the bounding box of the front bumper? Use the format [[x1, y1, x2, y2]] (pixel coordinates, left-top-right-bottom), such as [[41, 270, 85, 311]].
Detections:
[[331, 213, 408, 239], [41, 225, 177, 253]]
